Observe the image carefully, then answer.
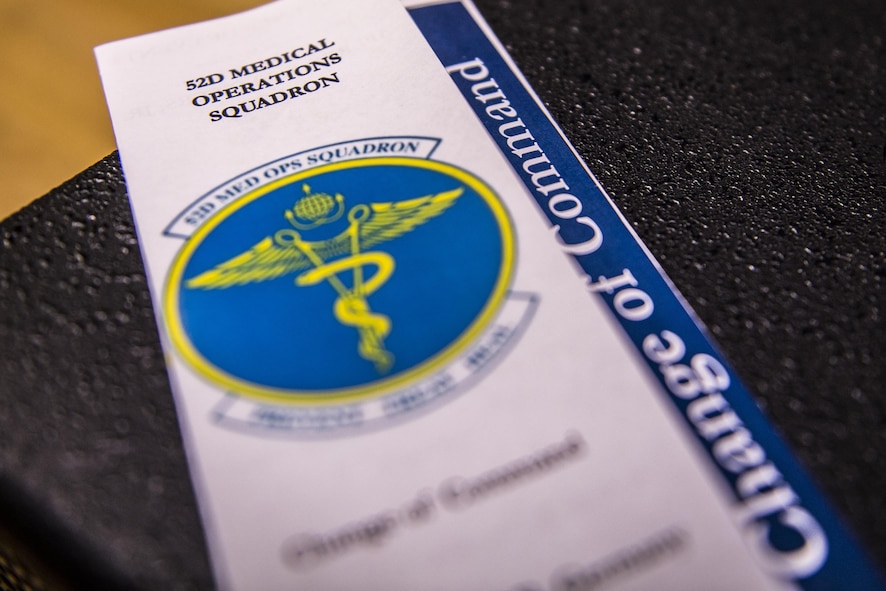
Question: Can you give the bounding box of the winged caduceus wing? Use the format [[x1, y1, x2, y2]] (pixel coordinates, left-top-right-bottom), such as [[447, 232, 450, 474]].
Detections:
[[185, 234, 319, 289], [358, 187, 464, 250], [185, 186, 464, 289]]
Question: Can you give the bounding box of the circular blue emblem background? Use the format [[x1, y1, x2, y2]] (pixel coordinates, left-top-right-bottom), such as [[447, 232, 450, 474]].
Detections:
[[168, 158, 512, 400]]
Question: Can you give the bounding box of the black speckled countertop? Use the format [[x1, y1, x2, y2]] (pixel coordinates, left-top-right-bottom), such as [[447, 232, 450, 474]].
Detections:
[[1, 0, 883, 588]]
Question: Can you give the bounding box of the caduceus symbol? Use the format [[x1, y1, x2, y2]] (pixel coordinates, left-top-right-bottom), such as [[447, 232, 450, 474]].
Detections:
[[185, 184, 464, 374]]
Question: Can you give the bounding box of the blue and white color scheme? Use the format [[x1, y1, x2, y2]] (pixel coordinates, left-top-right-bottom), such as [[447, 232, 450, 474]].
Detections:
[[95, 0, 883, 589], [163, 139, 535, 434], [407, 2, 883, 589]]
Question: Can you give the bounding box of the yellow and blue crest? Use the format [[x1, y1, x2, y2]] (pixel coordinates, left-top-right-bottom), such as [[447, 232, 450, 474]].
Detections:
[[164, 154, 518, 420]]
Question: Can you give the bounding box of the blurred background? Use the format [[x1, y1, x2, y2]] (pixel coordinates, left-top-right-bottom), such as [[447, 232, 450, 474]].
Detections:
[[0, 0, 264, 220]]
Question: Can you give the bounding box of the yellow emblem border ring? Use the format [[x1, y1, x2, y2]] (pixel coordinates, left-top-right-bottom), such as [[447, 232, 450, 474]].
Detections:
[[164, 156, 515, 405]]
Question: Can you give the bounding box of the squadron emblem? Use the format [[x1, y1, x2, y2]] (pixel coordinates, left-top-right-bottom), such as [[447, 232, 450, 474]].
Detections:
[[185, 183, 465, 374], [164, 156, 515, 407]]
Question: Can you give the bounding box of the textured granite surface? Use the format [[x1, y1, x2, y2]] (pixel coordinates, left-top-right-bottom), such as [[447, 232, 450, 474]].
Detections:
[[0, 0, 883, 588]]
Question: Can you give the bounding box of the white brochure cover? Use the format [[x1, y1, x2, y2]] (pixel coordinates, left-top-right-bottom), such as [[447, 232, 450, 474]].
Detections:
[[94, 0, 852, 589]]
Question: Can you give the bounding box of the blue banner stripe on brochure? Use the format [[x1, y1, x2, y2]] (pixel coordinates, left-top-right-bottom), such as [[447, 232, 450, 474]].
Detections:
[[408, 2, 883, 589]]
